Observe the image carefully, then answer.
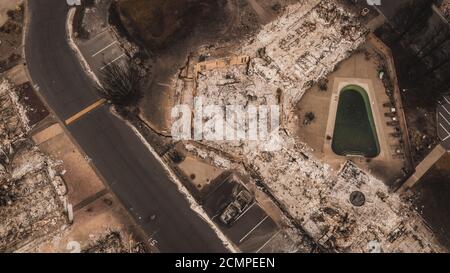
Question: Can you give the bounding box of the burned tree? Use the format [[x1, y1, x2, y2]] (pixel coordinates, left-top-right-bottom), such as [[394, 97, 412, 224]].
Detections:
[[97, 60, 144, 108], [318, 78, 328, 91], [304, 112, 316, 125]]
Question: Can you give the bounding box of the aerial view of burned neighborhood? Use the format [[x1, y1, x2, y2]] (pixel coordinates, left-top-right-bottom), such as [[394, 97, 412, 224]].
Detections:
[[0, 0, 449, 254]]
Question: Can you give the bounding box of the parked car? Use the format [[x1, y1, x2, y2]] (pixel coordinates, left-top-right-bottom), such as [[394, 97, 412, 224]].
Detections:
[[219, 190, 253, 226]]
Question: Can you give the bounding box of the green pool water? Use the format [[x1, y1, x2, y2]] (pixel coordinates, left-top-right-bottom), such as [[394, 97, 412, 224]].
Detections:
[[332, 85, 380, 158]]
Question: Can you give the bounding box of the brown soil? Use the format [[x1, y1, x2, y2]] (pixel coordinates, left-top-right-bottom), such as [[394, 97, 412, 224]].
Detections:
[[177, 155, 223, 191], [113, 0, 264, 133], [289, 50, 407, 185], [31, 124, 149, 253], [374, 2, 449, 165], [411, 153, 450, 250], [0, 4, 23, 72], [35, 124, 105, 207], [116, 0, 232, 51], [15, 82, 49, 126], [389, 43, 442, 165]]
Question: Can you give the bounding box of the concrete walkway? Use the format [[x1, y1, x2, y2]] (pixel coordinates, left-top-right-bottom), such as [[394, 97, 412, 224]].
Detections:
[[399, 144, 447, 192], [246, 0, 275, 25], [367, 33, 414, 172]]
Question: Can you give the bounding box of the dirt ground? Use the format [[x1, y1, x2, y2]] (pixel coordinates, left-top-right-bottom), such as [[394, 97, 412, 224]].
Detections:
[[174, 144, 289, 229], [111, 0, 319, 133], [113, 0, 278, 133], [289, 49, 407, 185], [116, 0, 260, 51], [172, 143, 291, 243], [25, 192, 145, 253], [0, 0, 21, 27], [74, 0, 109, 39], [396, 43, 442, 165], [79, 0, 449, 252], [2, 64, 47, 127], [374, 2, 449, 165], [410, 152, 450, 250], [15, 81, 49, 126], [3, 63, 27, 85], [0, 2, 23, 74], [178, 155, 224, 191], [26, 123, 148, 253], [33, 124, 106, 207]]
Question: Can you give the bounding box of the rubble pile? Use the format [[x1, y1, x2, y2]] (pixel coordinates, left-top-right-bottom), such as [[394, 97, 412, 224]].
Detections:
[[182, 0, 366, 153], [0, 81, 28, 146], [241, 0, 365, 110], [0, 80, 67, 252], [191, 0, 365, 114], [439, 0, 450, 21], [83, 231, 145, 253], [191, 128, 441, 252], [184, 143, 236, 170], [190, 132, 443, 252], [249, 143, 441, 252], [172, 0, 446, 252]]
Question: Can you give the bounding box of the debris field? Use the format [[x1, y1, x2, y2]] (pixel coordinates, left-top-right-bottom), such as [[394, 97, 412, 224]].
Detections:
[[0, 80, 68, 252], [172, 0, 446, 252]]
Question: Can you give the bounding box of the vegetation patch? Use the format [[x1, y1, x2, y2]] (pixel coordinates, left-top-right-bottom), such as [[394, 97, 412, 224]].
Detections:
[[97, 60, 143, 109]]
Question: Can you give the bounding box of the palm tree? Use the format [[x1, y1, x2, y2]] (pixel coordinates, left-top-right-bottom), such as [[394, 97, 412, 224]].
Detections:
[[97, 60, 143, 108]]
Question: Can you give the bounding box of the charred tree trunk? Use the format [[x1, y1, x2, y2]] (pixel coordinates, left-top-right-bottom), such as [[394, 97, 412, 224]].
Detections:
[[97, 60, 144, 108]]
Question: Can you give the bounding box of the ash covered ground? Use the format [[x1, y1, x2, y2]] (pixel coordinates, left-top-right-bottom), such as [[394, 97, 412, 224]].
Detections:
[[75, 0, 449, 253], [171, 0, 446, 252], [0, 80, 67, 252]]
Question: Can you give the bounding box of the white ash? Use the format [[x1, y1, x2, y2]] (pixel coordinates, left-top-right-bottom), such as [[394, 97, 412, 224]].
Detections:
[[0, 79, 67, 252], [176, 0, 444, 252]]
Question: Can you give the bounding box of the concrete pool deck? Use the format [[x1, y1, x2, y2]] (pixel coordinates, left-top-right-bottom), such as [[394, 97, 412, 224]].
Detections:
[[290, 50, 407, 184]]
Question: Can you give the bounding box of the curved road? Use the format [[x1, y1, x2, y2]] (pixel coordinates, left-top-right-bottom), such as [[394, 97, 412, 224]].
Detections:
[[25, 0, 227, 253]]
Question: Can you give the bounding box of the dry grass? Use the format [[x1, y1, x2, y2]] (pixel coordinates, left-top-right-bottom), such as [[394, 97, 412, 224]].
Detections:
[[117, 0, 167, 40], [116, 0, 228, 49]]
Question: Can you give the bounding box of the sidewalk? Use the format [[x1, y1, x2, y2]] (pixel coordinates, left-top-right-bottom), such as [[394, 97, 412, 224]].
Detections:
[[367, 33, 414, 173], [399, 144, 447, 192], [28, 121, 151, 252]]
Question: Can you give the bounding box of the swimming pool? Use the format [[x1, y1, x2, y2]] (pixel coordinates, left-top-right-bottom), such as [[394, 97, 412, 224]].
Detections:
[[332, 85, 380, 158]]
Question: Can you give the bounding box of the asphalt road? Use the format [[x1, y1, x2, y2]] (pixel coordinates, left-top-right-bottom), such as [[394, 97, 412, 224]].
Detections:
[[24, 0, 227, 253]]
